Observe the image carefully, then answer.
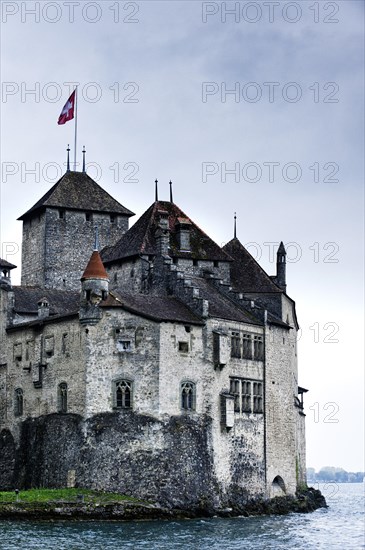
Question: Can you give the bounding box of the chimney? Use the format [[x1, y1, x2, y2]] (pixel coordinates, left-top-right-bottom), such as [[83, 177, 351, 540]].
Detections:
[[155, 210, 170, 257], [37, 298, 50, 319]]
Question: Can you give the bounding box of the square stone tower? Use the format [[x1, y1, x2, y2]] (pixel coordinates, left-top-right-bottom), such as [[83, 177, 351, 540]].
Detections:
[[18, 170, 134, 290]]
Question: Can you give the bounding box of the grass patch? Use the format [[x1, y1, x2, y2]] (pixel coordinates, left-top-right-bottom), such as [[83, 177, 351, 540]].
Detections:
[[0, 488, 140, 505]]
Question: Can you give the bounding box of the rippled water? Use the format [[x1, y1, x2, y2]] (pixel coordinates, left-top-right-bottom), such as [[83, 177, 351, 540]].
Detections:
[[0, 483, 364, 550]]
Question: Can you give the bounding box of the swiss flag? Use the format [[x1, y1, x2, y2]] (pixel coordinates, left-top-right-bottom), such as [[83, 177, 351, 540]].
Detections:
[[57, 90, 76, 125]]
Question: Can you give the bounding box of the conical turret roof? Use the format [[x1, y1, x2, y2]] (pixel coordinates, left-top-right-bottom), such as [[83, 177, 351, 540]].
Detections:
[[81, 251, 109, 281]]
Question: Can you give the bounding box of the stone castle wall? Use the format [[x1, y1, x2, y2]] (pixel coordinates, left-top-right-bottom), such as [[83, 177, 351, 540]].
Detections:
[[21, 208, 128, 290], [264, 318, 299, 496], [21, 213, 46, 287], [2, 318, 85, 440]]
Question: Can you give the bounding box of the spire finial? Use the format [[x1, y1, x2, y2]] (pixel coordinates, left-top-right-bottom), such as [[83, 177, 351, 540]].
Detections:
[[66, 144, 70, 172], [234, 212, 237, 239], [82, 146, 86, 173], [155, 179, 158, 202], [169, 180, 173, 203], [94, 225, 99, 251]]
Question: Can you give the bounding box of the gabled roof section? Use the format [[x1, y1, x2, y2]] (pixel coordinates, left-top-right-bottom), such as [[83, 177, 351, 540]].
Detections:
[[101, 200, 231, 264], [223, 238, 282, 294], [18, 171, 134, 220], [12, 287, 80, 315]]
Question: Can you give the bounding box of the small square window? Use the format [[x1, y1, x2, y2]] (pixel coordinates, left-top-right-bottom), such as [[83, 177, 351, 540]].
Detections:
[[59, 209, 65, 219], [85, 212, 92, 222], [117, 340, 131, 352], [213, 261, 219, 268], [110, 215, 115, 223], [178, 342, 189, 353]]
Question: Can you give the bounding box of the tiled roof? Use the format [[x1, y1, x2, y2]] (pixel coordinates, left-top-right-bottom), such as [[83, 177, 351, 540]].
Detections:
[[12, 287, 80, 315], [81, 251, 109, 280], [0, 258, 17, 269], [102, 290, 204, 325], [101, 201, 231, 264], [18, 171, 134, 220], [223, 238, 282, 294]]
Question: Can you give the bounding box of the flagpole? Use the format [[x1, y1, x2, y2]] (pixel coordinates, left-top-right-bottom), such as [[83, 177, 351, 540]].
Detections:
[[74, 86, 78, 171]]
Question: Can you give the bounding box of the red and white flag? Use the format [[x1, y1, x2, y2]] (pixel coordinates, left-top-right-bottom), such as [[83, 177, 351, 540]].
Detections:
[[57, 90, 76, 125]]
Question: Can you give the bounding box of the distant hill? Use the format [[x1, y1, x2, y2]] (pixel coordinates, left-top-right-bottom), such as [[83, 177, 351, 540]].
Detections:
[[307, 467, 364, 483]]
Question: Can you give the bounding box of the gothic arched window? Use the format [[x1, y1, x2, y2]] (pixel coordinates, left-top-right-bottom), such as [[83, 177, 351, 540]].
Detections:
[[181, 381, 196, 411], [114, 379, 133, 409]]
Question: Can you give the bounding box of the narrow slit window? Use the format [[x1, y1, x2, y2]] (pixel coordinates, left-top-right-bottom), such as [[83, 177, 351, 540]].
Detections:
[[58, 382, 68, 413], [14, 388, 23, 416]]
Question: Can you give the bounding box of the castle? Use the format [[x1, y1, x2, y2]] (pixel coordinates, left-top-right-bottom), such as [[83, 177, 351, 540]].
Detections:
[[0, 161, 308, 511]]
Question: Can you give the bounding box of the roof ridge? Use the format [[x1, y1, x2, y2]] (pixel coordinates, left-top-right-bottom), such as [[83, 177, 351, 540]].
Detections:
[[18, 170, 134, 220]]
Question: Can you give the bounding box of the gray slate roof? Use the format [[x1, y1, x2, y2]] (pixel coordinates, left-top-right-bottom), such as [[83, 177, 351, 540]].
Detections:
[[12, 287, 80, 315], [102, 201, 231, 264], [102, 291, 204, 325], [190, 277, 263, 325], [18, 171, 134, 220], [223, 238, 282, 294]]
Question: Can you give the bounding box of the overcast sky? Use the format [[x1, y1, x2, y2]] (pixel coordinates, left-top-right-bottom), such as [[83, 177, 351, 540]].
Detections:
[[0, 0, 364, 472]]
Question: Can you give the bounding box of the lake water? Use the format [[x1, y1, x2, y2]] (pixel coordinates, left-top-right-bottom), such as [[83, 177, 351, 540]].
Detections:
[[0, 483, 364, 550]]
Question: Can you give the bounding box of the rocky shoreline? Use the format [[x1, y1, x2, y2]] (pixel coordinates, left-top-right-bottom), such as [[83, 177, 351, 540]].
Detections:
[[0, 488, 327, 521]]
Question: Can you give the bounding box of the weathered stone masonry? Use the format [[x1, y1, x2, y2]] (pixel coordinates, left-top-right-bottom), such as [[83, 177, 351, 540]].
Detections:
[[0, 168, 308, 511]]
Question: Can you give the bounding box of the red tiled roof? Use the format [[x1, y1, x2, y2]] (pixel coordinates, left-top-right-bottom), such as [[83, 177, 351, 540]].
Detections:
[[81, 251, 109, 281]]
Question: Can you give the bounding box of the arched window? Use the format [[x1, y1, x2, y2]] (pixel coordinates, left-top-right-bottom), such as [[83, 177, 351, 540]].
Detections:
[[114, 379, 133, 409], [14, 388, 23, 416], [58, 382, 68, 413], [181, 381, 196, 411]]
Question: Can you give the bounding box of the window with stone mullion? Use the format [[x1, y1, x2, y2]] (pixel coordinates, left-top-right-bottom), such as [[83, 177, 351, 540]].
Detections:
[[231, 331, 241, 358]]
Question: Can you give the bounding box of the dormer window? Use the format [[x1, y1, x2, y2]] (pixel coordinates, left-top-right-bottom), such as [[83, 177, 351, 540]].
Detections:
[[176, 218, 192, 252]]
